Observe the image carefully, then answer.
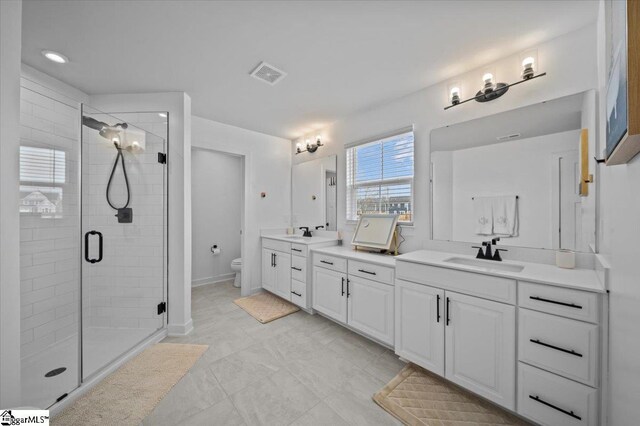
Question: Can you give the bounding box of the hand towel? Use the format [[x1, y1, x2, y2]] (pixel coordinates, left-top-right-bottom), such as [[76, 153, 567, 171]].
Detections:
[[493, 196, 518, 237], [473, 197, 493, 235]]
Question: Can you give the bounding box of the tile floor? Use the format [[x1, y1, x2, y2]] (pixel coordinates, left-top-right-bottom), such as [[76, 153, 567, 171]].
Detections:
[[143, 281, 405, 425]]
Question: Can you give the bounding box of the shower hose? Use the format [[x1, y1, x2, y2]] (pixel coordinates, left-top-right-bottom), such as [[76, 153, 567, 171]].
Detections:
[[106, 142, 131, 210]]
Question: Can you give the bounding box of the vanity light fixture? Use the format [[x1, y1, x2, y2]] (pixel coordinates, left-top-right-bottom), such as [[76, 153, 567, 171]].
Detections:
[[444, 60, 546, 110], [296, 135, 324, 154], [42, 50, 68, 64]]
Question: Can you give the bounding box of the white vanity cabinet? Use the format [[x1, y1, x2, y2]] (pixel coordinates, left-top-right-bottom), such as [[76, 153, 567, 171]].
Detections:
[[394, 267, 516, 410], [312, 248, 395, 346], [261, 236, 337, 308]]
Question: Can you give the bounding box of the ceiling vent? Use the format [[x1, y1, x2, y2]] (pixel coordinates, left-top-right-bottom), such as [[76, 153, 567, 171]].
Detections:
[[496, 133, 521, 142], [250, 61, 287, 86]]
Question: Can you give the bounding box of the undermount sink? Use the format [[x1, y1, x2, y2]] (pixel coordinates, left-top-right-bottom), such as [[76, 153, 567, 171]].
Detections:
[[443, 257, 524, 273]]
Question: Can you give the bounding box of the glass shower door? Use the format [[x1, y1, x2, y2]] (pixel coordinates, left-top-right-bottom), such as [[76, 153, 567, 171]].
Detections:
[[81, 106, 167, 379]]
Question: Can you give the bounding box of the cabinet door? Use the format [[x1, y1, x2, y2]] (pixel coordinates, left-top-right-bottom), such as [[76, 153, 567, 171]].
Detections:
[[274, 251, 291, 300], [262, 248, 275, 292], [445, 291, 516, 410], [395, 279, 445, 376], [347, 275, 394, 345], [312, 267, 347, 323]]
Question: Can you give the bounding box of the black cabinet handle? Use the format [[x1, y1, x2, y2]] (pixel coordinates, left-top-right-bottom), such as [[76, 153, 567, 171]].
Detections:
[[446, 297, 451, 325], [357, 269, 376, 275], [529, 296, 582, 309], [341, 277, 345, 296], [291, 291, 302, 297], [291, 266, 302, 271], [84, 230, 103, 263], [320, 260, 334, 265], [529, 339, 583, 357], [529, 395, 582, 420], [292, 248, 302, 252], [273, 253, 277, 267], [436, 294, 441, 323], [347, 278, 351, 298]]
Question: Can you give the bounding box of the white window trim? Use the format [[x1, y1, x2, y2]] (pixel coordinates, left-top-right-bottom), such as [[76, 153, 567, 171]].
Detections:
[[345, 126, 415, 225]]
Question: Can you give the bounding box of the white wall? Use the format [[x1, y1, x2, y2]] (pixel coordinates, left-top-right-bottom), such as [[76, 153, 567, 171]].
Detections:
[[89, 93, 193, 336], [0, 0, 23, 409], [595, 1, 640, 424], [292, 24, 599, 259], [191, 116, 291, 295], [191, 149, 242, 286], [433, 131, 578, 249]]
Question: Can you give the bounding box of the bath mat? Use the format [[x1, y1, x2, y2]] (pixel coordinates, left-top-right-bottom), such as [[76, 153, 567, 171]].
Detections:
[[234, 291, 300, 323], [373, 363, 529, 425], [53, 343, 207, 426]]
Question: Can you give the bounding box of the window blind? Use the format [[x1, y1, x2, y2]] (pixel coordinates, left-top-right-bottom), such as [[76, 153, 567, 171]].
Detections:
[[346, 130, 414, 223], [20, 146, 66, 184]]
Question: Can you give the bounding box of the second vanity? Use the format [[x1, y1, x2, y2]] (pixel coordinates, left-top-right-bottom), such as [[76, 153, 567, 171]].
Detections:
[[306, 246, 607, 426]]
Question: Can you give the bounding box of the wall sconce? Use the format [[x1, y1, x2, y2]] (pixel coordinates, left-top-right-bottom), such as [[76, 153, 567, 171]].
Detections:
[[296, 135, 324, 154], [444, 55, 546, 110]]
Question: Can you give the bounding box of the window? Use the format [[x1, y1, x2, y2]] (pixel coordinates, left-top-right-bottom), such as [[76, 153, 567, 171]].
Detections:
[[19, 146, 66, 217], [346, 129, 414, 223]]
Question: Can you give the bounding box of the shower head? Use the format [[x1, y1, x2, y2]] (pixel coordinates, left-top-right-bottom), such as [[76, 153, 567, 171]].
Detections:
[[82, 116, 128, 141]]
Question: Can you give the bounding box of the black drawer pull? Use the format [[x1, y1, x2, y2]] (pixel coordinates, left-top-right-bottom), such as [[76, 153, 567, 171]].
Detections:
[[320, 260, 334, 265], [346, 278, 351, 298], [436, 294, 441, 323], [291, 266, 302, 271], [529, 395, 582, 420], [446, 297, 451, 325], [357, 269, 376, 275], [529, 296, 582, 309], [291, 291, 302, 297], [292, 248, 302, 252], [530, 339, 583, 357], [341, 277, 345, 296]]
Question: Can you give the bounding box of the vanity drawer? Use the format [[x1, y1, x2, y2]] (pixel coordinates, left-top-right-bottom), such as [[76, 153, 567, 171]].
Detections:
[[313, 253, 347, 273], [262, 238, 291, 253], [395, 261, 516, 304], [518, 363, 598, 426], [519, 308, 598, 387], [519, 281, 599, 323], [291, 243, 308, 257], [348, 260, 394, 285], [291, 279, 306, 308], [291, 255, 306, 282]]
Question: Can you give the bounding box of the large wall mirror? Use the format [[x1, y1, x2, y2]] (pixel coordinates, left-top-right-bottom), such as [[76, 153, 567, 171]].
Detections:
[[430, 90, 597, 252], [292, 155, 337, 231]]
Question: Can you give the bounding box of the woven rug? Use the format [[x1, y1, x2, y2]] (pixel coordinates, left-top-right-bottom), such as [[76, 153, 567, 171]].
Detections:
[[234, 292, 300, 323], [53, 343, 207, 426], [373, 363, 528, 426]]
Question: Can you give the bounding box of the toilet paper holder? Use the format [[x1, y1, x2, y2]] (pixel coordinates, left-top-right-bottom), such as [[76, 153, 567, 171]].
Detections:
[[211, 244, 221, 255]]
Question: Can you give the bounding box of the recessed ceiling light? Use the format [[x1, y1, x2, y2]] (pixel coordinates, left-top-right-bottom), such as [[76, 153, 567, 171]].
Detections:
[[42, 50, 68, 64], [158, 113, 167, 118]]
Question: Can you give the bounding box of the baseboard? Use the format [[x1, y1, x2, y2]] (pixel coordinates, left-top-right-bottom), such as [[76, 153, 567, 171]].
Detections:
[[167, 318, 193, 336], [191, 273, 235, 287]]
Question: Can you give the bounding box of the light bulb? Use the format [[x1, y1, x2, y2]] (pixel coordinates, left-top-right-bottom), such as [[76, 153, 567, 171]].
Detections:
[[522, 57, 534, 67], [42, 50, 68, 64], [296, 142, 302, 153], [450, 87, 460, 105], [482, 73, 494, 84], [522, 56, 535, 79]]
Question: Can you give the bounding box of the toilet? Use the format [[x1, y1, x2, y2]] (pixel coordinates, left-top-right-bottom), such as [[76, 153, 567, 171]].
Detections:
[[230, 258, 242, 288]]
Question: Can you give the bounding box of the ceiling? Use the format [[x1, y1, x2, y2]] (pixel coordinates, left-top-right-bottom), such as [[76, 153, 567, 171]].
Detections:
[[431, 91, 585, 152], [21, 1, 598, 140]]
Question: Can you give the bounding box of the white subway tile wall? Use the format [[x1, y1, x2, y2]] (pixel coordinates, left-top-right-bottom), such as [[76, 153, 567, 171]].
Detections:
[[19, 87, 80, 360]]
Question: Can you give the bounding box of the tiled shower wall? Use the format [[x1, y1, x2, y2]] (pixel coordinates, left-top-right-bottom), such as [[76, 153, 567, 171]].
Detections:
[[82, 113, 166, 331], [19, 87, 80, 359]]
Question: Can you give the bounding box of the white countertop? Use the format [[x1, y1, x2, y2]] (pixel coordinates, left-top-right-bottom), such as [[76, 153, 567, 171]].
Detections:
[[262, 234, 339, 245], [396, 250, 606, 293], [311, 245, 397, 267]]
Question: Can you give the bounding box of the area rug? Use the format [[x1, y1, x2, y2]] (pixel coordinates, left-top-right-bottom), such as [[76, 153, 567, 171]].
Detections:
[[234, 291, 300, 323], [373, 363, 528, 425], [53, 343, 208, 426]]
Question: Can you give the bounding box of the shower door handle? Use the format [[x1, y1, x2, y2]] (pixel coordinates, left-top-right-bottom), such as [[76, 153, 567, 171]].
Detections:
[[85, 230, 103, 264]]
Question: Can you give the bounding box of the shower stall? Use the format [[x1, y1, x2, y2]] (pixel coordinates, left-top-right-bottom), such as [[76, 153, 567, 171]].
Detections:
[[19, 82, 168, 409]]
